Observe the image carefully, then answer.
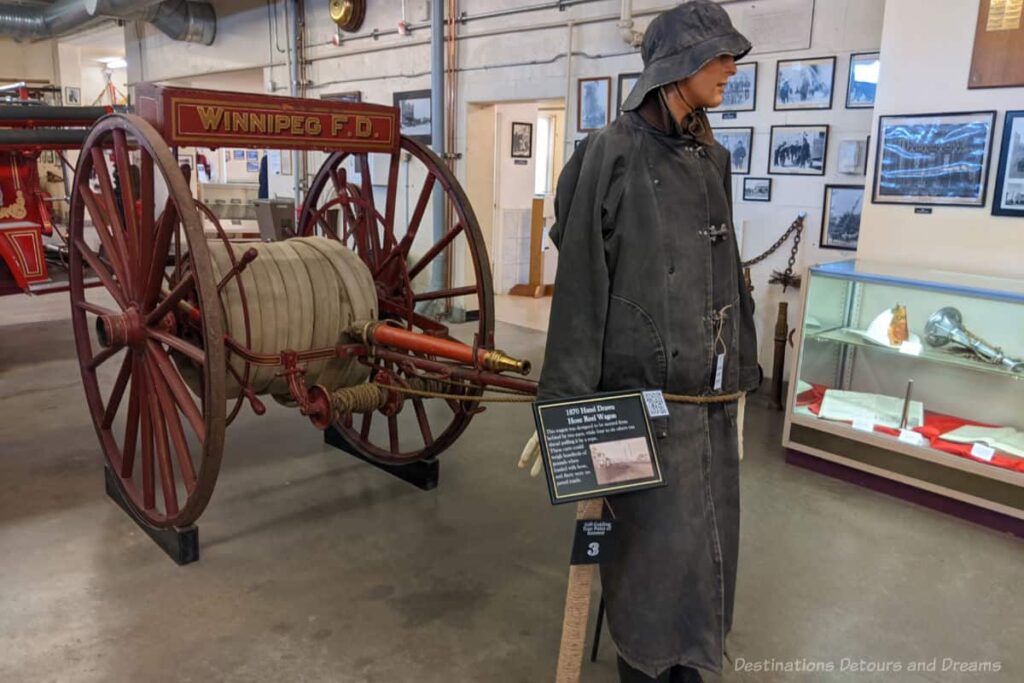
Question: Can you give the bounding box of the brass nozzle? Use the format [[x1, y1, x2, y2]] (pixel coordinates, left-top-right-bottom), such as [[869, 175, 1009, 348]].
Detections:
[[484, 349, 532, 375]]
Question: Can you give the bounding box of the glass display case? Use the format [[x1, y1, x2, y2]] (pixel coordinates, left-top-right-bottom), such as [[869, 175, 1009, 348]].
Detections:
[[783, 260, 1024, 521]]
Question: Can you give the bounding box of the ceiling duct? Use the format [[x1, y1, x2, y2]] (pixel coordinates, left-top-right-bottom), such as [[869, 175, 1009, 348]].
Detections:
[[0, 0, 216, 45]]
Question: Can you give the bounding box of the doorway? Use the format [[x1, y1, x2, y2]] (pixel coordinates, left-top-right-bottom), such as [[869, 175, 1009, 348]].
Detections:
[[464, 99, 565, 327]]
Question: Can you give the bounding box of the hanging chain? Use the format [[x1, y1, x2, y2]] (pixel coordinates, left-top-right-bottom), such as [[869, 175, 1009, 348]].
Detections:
[[741, 213, 806, 269]]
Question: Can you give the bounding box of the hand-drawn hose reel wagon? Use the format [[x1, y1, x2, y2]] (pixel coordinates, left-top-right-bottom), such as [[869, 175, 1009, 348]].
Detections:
[[69, 85, 537, 557], [0, 103, 110, 295]]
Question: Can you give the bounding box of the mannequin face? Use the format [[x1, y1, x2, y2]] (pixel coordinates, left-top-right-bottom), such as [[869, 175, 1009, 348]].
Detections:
[[676, 55, 738, 109]]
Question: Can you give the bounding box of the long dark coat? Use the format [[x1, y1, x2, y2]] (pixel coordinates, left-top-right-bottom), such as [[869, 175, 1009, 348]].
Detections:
[[537, 109, 759, 676]]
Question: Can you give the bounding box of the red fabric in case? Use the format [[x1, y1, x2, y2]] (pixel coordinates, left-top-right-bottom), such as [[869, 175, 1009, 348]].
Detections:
[[795, 384, 1024, 473]]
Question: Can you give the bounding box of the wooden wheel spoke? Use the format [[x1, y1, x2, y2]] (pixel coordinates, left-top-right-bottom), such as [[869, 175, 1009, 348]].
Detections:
[[408, 223, 464, 281], [148, 328, 205, 366], [138, 362, 155, 510], [113, 129, 141, 281], [329, 162, 348, 195], [88, 343, 122, 372], [412, 397, 434, 447], [140, 360, 179, 516], [78, 185, 130, 290], [146, 270, 195, 326], [145, 202, 178, 309], [146, 355, 198, 492], [76, 299, 118, 317], [74, 237, 129, 309], [147, 340, 206, 442], [120, 362, 140, 478], [412, 285, 479, 303], [140, 149, 155, 277], [102, 353, 133, 429], [388, 414, 399, 453], [90, 147, 135, 296], [360, 411, 373, 440]]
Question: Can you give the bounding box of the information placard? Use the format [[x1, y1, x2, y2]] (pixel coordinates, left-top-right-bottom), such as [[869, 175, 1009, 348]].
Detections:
[[532, 391, 666, 505]]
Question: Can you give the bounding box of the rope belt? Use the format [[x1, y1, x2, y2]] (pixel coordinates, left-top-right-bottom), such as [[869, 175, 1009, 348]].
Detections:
[[370, 382, 744, 404]]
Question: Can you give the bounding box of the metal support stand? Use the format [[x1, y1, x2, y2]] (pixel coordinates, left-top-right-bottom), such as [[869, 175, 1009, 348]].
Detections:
[[104, 466, 199, 565], [324, 425, 439, 491]]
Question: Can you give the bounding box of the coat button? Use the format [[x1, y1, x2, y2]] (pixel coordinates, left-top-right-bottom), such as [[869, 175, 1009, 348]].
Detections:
[[668, 265, 675, 274], [672, 349, 679, 358], [653, 178, 661, 186]]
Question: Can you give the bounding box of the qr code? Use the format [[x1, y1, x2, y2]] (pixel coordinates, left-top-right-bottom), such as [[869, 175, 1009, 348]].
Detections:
[[642, 390, 669, 417]]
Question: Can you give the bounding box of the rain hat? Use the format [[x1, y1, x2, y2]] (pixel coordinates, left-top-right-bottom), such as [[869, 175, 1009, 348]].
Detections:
[[621, 0, 752, 113]]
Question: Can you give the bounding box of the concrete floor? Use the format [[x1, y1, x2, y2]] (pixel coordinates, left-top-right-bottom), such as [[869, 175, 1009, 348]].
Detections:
[[1, 296, 1022, 683]]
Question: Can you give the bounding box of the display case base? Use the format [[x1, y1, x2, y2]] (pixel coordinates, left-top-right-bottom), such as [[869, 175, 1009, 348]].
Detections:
[[104, 466, 200, 565], [324, 426, 439, 491], [786, 449, 1024, 539]]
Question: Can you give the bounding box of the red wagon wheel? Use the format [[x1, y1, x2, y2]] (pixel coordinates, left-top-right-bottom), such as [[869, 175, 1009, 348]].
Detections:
[[298, 137, 494, 465], [69, 113, 226, 528]]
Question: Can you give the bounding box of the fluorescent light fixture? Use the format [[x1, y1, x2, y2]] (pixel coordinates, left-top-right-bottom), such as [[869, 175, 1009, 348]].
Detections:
[[853, 61, 880, 85], [98, 57, 128, 69]]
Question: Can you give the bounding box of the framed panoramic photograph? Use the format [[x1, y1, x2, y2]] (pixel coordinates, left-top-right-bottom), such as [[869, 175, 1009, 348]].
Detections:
[[774, 56, 836, 110], [743, 177, 772, 202], [511, 121, 533, 159], [769, 124, 829, 175], [713, 127, 753, 175], [713, 62, 757, 113], [578, 77, 611, 132], [393, 89, 432, 144], [992, 110, 1024, 217], [873, 111, 996, 206], [321, 90, 362, 103], [821, 184, 865, 250], [617, 72, 640, 117], [846, 52, 879, 109]]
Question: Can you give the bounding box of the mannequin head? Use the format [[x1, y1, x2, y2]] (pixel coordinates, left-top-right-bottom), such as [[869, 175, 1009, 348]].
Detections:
[[662, 54, 738, 121]]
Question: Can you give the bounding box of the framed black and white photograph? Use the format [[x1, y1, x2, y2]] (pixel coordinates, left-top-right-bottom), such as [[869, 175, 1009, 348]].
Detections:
[[321, 91, 362, 103], [617, 72, 640, 117], [873, 111, 996, 206], [846, 52, 879, 109], [821, 184, 864, 250], [713, 127, 753, 175], [743, 177, 772, 202], [992, 110, 1024, 217], [774, 56, 836, 111], [578, 77, 611, 132], [511, 121, 533, 159], [393, 89, 432, 144], [64, 86, 81, 106], [769, 124, 829, 175], [714, 62, 757, 113]]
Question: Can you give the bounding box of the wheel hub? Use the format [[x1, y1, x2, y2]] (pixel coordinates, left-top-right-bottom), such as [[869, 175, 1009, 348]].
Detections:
[[97, 308, 146, 349]]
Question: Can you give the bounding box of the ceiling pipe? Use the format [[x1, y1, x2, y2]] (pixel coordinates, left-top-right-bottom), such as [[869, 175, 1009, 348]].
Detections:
[[0, 0, 216, 45]]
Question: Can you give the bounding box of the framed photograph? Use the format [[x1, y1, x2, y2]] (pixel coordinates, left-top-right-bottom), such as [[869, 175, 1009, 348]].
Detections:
[[511, 121, 533, 159], [837, 138, 868, 175], [743, 177, 772, 202], [578, 77, 611, 132], [873, 111, 996, 206], [714, 62, 757, 113], [393, 89, 432, 144], [992, 111, 1024, 217], [774, 56, 836, 110], [769, 124, 829, 175], [713, 127, 753, 175], [821, 184, 864, 250], [617, 72, 640, 118], [846, 52, 879, 109], [64, 86, 81, 106], [321, 91, 362, 103]]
